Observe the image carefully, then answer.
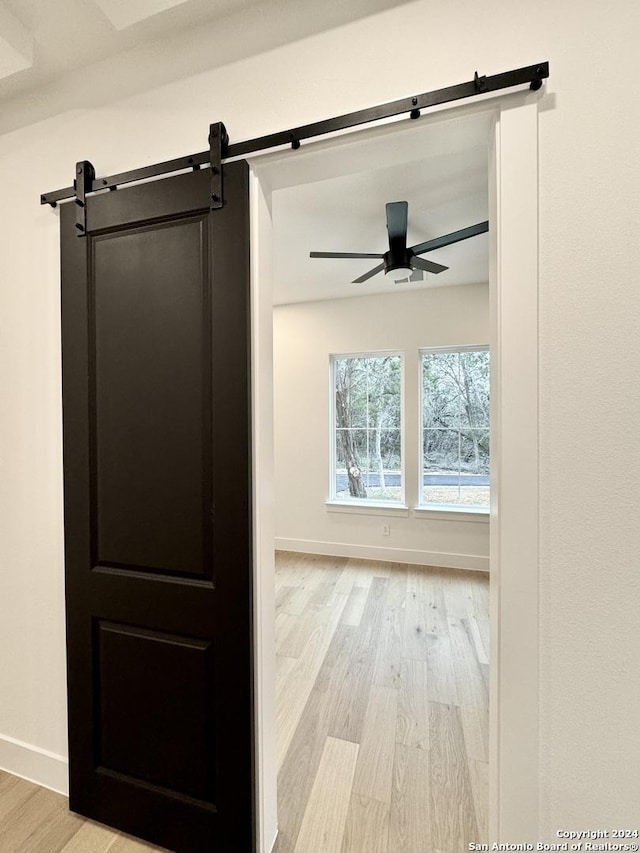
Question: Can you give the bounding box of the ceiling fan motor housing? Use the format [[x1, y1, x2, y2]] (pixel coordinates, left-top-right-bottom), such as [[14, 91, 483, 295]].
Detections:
[[383, 248, 413, 276]]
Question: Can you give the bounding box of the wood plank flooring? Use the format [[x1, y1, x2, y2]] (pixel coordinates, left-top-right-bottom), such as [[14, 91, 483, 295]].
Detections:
[[0, 772, 169, 853], [274, 552, 489, 853], [0, 552, 489, 853]]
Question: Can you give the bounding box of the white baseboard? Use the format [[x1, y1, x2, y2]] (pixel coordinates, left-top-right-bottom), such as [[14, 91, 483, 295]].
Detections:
[[275, 538, 489, 572], [0, 733, 68, 795]]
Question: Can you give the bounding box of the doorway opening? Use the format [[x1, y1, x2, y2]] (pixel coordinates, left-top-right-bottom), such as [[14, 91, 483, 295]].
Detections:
[[271, 112, 490, 853], [249, 94, 540, 852]]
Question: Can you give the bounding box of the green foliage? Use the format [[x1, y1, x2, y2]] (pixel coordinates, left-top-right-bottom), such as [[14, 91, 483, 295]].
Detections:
[[422, 350, 490, 475], [335, 355, 401, 430], [334, 355, 402, 498]]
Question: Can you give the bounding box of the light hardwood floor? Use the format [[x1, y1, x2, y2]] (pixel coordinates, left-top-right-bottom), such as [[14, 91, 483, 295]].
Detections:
[[0, 552, 489, 853], [0, 770, 168, 853], [274, 551, 489, 853]]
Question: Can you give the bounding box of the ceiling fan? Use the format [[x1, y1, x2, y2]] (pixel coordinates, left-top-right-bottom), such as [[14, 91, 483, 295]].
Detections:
[[310, 201, 489, 284]]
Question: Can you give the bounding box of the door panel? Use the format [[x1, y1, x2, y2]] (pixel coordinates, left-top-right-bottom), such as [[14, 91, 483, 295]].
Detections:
[[97, 621, 215, 801], [92, 218, 210, 576], [60, 162, 254, 853]]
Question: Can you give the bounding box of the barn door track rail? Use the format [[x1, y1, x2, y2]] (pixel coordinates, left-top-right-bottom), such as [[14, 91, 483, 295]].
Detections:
[[41, 60, 549, 224]]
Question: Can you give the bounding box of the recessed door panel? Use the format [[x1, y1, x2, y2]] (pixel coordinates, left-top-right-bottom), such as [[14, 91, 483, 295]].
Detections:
[[92, 219, 211, 577], [97, 621, 215, 801]]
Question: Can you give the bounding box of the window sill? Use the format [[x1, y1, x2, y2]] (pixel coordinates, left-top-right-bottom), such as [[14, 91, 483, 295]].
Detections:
[[325, 500, 410, 517], [413, 505, 490, 523]]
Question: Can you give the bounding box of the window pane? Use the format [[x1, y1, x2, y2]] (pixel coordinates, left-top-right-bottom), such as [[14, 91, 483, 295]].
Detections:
[[333, 355, 402, 502], [367, 356, 402, 430], [335, 428, 369, 498], [334, 357, 368, 427], [458, 429, 490, 508], [422, 352, 460, 428], [458, 350, 490, 429], [423, 428, 459, 472], [421, 349, 490, 508], [460, 428, 490, 474], [422, 428, 461, 504], [365, 428, 402, 502]]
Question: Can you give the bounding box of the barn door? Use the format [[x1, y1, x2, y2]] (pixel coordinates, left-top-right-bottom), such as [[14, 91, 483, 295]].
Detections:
[[60, 161, 254, 853]]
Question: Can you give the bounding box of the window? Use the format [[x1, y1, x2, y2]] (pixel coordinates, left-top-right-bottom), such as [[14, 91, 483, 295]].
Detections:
[[330, 353, 403, 504], [421, 347, 490, 510]]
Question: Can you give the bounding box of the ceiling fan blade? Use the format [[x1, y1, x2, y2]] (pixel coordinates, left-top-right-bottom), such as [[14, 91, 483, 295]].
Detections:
[[352, 262, 385, 284], [386, 201, 408, 252], [411, 256, 448, 275], [310, 251, 384, 259], [410, 220, 489, 255]]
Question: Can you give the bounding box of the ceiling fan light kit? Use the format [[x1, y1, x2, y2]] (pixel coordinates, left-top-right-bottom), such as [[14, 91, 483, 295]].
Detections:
[[386, 263, 412, 278], [310, 200, 489, 285]]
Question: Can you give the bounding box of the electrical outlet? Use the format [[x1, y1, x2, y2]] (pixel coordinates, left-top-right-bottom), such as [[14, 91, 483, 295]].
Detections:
[[382, 524, 390, 536]]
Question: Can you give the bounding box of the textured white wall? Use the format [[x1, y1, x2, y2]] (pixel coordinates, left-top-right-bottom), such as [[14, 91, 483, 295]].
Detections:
[[273, 285, 490, 568], [0, 0, 639, 832]]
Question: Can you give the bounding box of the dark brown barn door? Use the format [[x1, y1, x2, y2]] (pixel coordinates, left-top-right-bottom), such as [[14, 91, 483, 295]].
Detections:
[[60, 162, 254, 853]]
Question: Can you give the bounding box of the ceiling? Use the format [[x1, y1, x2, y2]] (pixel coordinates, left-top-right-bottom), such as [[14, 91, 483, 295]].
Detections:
[[272, 137, 489, 305], [0, 0, 415, 132], [0, 0, 261, 95]]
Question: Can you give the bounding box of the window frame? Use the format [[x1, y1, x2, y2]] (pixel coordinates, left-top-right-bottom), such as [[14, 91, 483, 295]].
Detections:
[[328, 350, 406, 509], [418, 344, 490, 515]]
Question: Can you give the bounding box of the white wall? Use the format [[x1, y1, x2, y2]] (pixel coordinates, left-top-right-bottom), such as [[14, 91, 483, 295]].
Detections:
[[0, 0, 639, 835], [274, 285, 490, 570]]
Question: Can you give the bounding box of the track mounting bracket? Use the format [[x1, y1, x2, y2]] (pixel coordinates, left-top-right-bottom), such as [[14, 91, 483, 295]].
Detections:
[[74, 160, 95, 236], [209, 122, 228, 210]]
